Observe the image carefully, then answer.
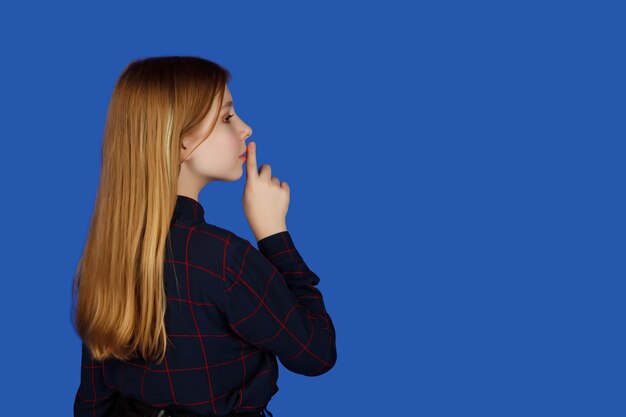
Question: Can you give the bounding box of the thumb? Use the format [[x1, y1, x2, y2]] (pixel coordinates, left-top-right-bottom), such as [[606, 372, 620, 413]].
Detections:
[[245, 141, 258, 181]]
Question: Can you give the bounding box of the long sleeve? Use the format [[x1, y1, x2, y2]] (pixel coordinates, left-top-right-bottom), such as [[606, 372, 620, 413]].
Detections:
[[222, 231, 337, 376], [73, 342, 119, 417]]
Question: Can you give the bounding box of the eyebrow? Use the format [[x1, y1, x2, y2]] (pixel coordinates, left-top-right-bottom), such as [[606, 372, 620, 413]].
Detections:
[[221, 100, 233, 110]]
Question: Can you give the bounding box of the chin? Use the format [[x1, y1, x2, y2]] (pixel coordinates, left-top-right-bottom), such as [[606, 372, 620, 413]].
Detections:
[[209, 163, 244, 182], [227, 165, 245, 181]]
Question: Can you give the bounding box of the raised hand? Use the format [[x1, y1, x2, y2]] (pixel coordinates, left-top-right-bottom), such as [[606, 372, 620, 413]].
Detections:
[[242, 141, 289, 241]]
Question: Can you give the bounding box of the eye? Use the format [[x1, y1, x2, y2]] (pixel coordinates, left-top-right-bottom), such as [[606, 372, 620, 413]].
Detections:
[[224, 113, 235, 124]]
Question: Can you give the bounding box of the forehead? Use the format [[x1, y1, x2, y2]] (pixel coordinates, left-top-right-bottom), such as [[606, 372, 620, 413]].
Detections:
[[198, 85, 231, 126], [209, 85, 232, 112], [223, 84, 232, 100]]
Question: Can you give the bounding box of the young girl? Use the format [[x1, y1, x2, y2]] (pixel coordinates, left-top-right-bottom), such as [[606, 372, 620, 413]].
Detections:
[[71, 56, 337, 417]]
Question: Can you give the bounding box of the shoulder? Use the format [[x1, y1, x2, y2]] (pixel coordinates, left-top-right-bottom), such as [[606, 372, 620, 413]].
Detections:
[[192, 224, 261, 287], [170, 223, 254, 286], [189, 222, 252, 254]]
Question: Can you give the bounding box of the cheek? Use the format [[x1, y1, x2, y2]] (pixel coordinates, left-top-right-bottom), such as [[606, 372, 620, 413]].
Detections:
[[229, 133, 241, 153], [212, 125, 240, 154], [194, 133, 240, 167]]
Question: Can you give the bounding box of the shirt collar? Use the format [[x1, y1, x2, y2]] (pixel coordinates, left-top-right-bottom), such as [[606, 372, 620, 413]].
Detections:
[[172, 195, 205, 224]]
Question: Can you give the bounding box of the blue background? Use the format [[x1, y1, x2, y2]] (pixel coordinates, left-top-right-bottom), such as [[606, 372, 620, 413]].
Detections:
[[0, 1, 623, 416]]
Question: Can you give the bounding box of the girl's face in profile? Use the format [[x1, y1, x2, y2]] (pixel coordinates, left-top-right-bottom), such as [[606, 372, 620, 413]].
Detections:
[[179, 84, 252, 182]]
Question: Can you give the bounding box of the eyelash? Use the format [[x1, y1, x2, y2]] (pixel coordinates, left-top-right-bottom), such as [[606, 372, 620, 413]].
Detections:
[[224, 113, 235, 124]]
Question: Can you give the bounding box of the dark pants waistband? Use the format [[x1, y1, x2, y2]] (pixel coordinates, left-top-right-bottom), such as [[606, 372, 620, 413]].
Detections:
[[112, 394, 268, 417]]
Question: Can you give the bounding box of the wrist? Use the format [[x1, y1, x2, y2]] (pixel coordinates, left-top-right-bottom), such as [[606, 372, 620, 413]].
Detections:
[[254, 225, 288, 242]]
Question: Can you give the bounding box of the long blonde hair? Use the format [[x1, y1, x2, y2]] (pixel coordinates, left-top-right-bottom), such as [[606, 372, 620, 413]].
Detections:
[[70, 56, 231, 364]]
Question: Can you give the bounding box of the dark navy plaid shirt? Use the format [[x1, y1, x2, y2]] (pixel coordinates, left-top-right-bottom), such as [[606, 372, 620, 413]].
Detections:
[[74, 195, 337, 417]]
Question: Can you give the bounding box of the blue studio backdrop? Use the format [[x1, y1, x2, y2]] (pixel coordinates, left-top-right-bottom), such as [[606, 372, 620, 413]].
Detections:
[[0, 1, 623, 416]]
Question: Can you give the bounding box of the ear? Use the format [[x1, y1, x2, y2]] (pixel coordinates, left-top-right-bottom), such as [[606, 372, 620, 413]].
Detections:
[[180, 141, 189, 163]]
